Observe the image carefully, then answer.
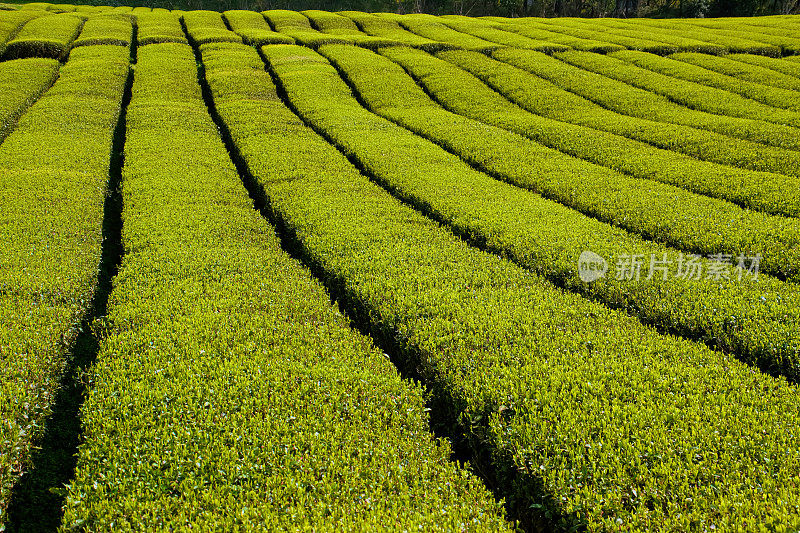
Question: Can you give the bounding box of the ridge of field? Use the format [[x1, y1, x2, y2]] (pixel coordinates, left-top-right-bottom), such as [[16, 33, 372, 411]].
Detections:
[[435, 49, 800, 216], [0, 9, 42, 55], [436, 16, 571, 52], [0, 43, 128, 526], [495, 48, 800, 152], [0, 56, 58, 142], [384, 12, 513, 51], [648, 18, 800, 54], [71, 13, 132, 47], [61, 39, 511, 531], [672, 51, 800, 90], [557, 48, 800, 127], [2, 12, 84, 59], [223, 9, 293, 46], [189, 39, 800, 531], [450, 47, 800, 178], [314, 42, 800, 380], [4, 8, 800, 56], [0, 6, 799, 532], [340, 10, 443, 50], [379, 46, 800, 284], [613, 49, 800, 110], [537, 17, 783, 55], [729, 51, 800, 77], [521, 17, 689, 53]]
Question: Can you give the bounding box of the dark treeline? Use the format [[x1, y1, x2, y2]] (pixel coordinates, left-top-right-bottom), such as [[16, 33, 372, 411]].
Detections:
[[68, 0, 800, 26]]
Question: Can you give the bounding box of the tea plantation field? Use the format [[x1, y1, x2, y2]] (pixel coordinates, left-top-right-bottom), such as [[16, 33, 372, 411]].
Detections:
[[1, 3, 799, 531]]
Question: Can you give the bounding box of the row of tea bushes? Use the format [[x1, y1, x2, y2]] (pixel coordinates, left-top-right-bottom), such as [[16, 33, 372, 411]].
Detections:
[[205, 41, 800, 531], [0, 44, 128, 526], [0, 56, 59, 142], [61, 42, 511, 530], [320, 42, 800, 381]]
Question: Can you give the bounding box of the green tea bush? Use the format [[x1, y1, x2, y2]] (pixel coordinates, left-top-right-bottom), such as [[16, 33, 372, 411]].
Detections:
[[435, 48, 800, 218], [19, 2, 52, 10], [47, 3, 76, 12], [616, 49, 799, 110], [3, 12, 83, 59], [375, 13, 503, 52], [303, 43, 800, 382], [303, 9, 359, 32], [438, 15, 569, 52], [602, 18, 782, 55], [673, 51, 800, 92], [136, 11, 187, 45], [533, 17, 680, 53], [483, 16, 625, 52], [72, 13, 132, 47], [380, 46, 800, 281], [460, 48, 800, 181], [544, 49, 800, 151], [0, 10, 42, 58], [215, 41, 800, 532], [673, 19, 800, 54], [223, 9, 293, 45], [0, 10, 43, 57], [729, 51, 800, 78], [263, 9, 355, 47], [339, 11, 448, 51], [582, 18, 728, 54], [181, 9, 242, 45], [0, 44, 128, 527], [0, 57, 59, 142], [560, 48, 800, 128], [301, 10, 404, 48], [60, 41, 511, 531]]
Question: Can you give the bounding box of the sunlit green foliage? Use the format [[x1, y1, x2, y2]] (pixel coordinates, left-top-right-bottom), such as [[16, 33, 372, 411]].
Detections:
[[3, 12, 83, 59], [376, 13, 503, 52], [0, 44, 128, 526], [672, 51, 800, 91], [136, 11, 187, 45], [72, 13, 132, 47], [437, 15, 569, 52], [61, 42, 511, 531], [560, 48, 800, 128], [0, 9, 42, 55], [483, 17, 625, 52], [494, 48, 800, 157], [427, 48, 800, 219], [223, 9, 294, 45], [301, 9, 405, 48], [380, 45, 800, 280], [615, 49, 800, 110], [585, 18, 728, 54], [0, 57, 59, 142], [729, 51, 800, 78], [182, 9, 242, 45], [220, 41, 800, 533], [339, 11, 443, 50], [321, 42, 800, 380], [264, 9, 354, 46], [529, 17, 681, 53], [581, 17, 783, 55], [531, 49, 800, 151], [1, 7, 799, 532]]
